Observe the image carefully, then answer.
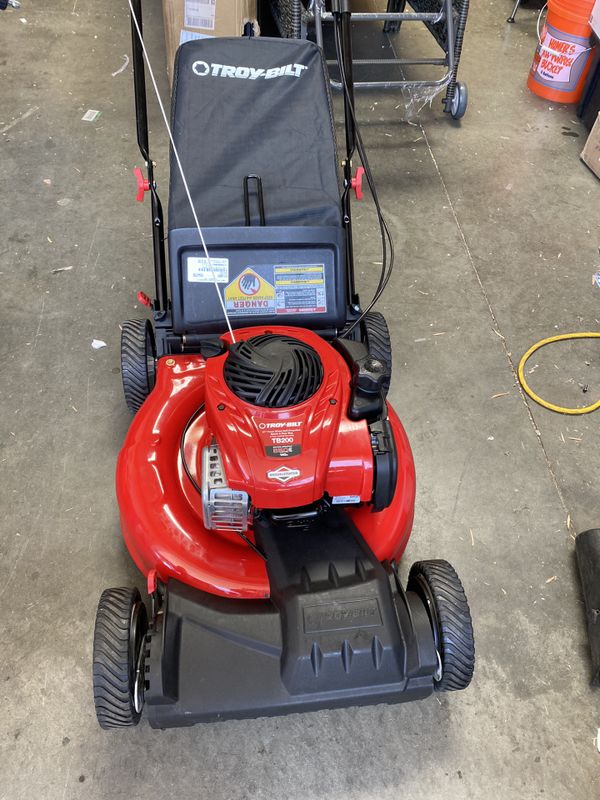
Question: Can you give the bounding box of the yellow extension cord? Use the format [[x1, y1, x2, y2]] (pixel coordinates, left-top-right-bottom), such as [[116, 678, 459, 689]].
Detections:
[[518, 332, 600, 415]]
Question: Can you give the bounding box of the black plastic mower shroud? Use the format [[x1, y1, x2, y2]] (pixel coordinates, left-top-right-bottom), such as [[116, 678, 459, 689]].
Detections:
[[144, 507, 438, 727]]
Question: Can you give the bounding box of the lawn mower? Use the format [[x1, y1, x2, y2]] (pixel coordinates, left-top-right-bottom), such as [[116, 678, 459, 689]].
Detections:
[[92, 0, 475, 729]]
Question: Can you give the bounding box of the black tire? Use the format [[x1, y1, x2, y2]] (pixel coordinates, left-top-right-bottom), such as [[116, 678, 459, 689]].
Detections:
[[92, 587, 148, 729], [362, 311, 392, 391], [408, 560, 475, 692], [449, 81, 468, 120], [121, 319, 156, 413]]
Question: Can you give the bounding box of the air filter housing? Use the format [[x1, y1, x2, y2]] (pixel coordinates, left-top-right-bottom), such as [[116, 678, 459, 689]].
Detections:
[[224, 334, 323, 408]]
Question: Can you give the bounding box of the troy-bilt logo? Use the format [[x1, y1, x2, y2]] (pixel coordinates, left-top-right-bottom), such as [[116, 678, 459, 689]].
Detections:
[[267, 466, 301, 484], [258, 421, 302, 430], [192, 61, 308, 80]]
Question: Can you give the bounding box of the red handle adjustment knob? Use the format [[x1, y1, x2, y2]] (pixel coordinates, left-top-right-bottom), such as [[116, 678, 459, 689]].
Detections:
[[134, 167, 151, 202], [137, 291, 153, 309], [350, 167, 365, 201]]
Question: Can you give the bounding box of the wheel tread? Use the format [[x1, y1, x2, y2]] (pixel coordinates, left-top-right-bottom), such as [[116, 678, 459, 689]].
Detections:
[[408, 559, 475, 692], [92, 587, 145, 729], [121, 320, 155, 413], [362, 311, 392, 396]]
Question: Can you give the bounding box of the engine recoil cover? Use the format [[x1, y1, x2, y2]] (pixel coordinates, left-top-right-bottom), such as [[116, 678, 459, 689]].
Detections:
[[223, 334, 323, 408]]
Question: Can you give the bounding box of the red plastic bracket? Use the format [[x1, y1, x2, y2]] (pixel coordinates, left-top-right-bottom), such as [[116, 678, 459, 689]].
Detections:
[[147, 568, 158, 595], [134, 166, 151, 202], [350, 167, 365, 201], [137, 291, 152, 309]]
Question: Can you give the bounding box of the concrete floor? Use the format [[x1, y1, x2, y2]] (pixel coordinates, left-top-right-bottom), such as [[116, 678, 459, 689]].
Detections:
[[1, 0, 600, 797]]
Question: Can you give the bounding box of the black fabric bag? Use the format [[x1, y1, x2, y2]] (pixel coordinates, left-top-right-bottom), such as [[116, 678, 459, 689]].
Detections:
[[169, 37, 341, 230]]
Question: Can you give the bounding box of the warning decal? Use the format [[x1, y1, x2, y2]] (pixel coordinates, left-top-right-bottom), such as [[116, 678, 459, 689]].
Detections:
[[225, 268, 275, 316], [274, 265, 327, 315]]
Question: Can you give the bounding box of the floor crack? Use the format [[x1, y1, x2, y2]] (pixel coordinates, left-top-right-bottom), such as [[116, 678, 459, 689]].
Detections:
[[419, 123, 569, 517]]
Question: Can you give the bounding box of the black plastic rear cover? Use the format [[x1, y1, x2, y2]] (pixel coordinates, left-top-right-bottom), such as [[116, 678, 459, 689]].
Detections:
[[169, 37, 341, 230], [168, 225, 347, 333], [144, 509, 438, 727]]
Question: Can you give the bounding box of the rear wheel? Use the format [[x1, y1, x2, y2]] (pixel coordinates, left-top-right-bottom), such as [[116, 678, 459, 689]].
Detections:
[[92, 587, 148, 729], [362, 311, 392, 396], [408, 560, 475, 691], [121, 319, 156, 413]]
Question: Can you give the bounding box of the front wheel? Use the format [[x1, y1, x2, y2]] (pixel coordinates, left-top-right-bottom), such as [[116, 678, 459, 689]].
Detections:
[[408, 560, 475, 691], [92, 587, 148, 729]]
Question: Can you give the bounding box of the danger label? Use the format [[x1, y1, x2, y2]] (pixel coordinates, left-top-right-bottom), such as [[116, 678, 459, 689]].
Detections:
[[274, 265, 327, 315], [533, 26, 589, 86], [225, 268, 275, 316]]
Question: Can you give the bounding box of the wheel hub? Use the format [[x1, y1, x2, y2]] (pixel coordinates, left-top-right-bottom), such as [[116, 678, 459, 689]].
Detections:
[[411, 572, 443, 683], [129, 600, 148, 714]]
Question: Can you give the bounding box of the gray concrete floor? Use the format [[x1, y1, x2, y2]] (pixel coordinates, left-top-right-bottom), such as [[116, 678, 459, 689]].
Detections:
[[1, 0, 600, 797]]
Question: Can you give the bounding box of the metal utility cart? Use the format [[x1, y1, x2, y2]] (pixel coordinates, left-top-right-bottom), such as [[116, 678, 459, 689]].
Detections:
[[273, 0, 470, 119]]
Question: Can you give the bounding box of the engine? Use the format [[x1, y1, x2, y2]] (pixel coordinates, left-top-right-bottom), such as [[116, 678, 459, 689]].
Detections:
[[201, 329, 377, 521]]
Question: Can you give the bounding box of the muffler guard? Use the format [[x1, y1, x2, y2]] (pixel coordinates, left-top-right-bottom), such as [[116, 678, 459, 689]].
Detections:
[[144, 508, 438, 728]]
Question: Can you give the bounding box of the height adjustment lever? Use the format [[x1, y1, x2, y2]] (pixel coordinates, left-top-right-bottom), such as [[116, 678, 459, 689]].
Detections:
[[137, 291, 152, 308], [134, 167, 151, 202], [350, 167, 365, 200]]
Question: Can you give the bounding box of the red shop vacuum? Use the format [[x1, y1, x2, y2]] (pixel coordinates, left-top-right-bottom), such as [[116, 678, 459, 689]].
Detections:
[[92, 0, 475, 730]]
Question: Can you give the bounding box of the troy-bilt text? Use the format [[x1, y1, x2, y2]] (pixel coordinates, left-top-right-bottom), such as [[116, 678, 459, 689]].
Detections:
[[192, 61, 308, 80]]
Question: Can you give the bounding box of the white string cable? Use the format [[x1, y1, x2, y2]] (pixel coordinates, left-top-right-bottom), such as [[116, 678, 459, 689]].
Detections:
[[536, 2, 548, 43], [127, 0, 236, 342]]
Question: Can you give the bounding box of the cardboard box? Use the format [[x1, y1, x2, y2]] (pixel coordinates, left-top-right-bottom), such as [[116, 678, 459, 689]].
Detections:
[[162, 0, 258, 80], [581, 112, 600, 180]]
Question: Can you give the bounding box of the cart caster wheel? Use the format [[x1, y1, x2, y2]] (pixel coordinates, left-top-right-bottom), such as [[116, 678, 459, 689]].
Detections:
[[448, 82, 468, 120], [92, 587, 148, 729], [362, 311, 392, 395], [121, 319, 156, 413], [408, 560, 475, 691]]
